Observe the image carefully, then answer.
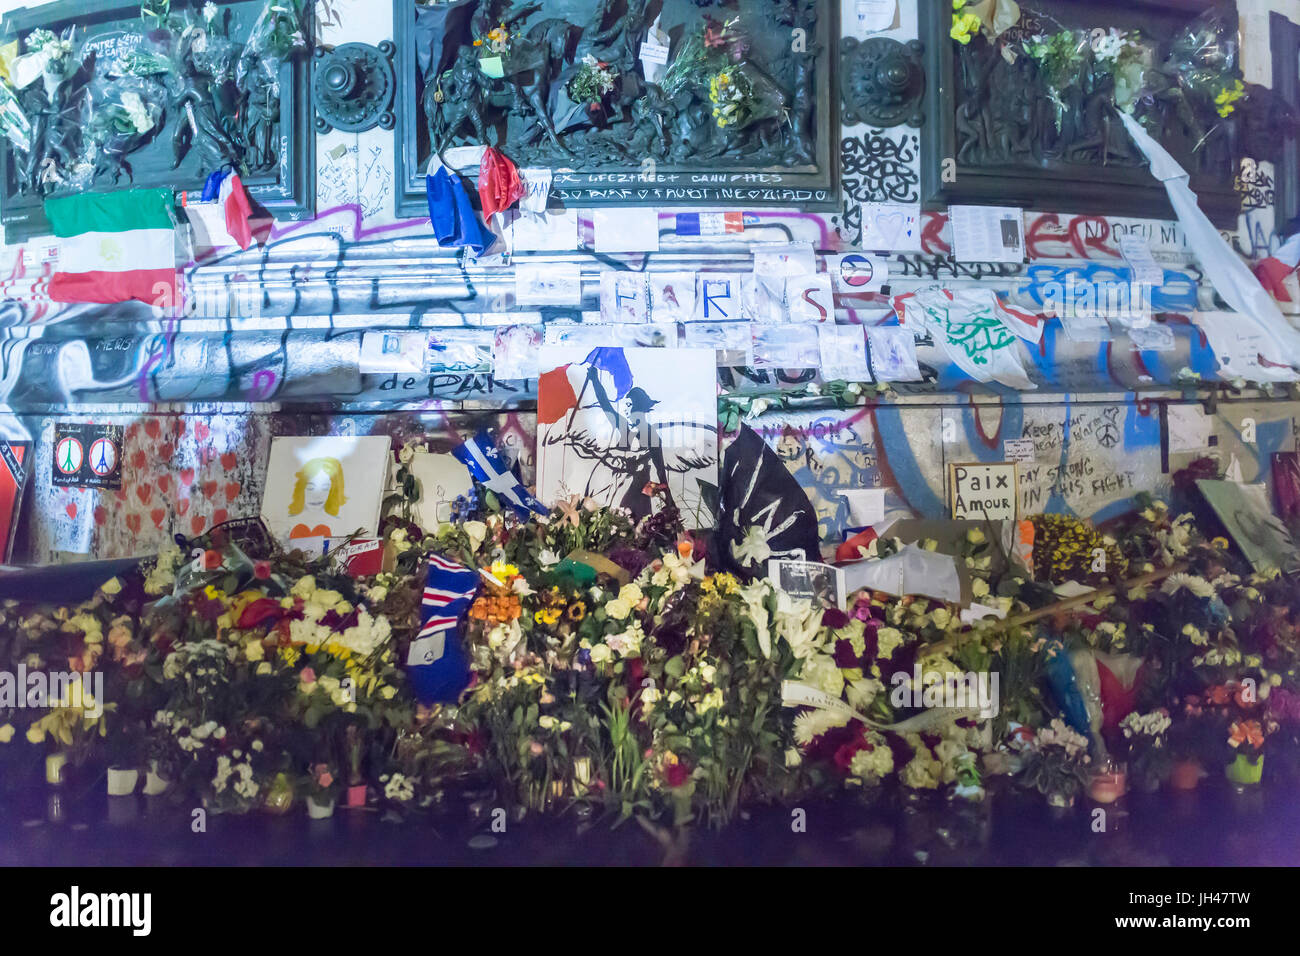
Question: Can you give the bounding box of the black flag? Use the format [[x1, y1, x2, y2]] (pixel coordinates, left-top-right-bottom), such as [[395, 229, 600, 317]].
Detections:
[[717, 425, 823, 579]]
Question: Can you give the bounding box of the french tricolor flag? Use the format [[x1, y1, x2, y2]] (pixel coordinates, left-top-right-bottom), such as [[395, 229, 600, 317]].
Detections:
[[1256, 230, 1300, 303]]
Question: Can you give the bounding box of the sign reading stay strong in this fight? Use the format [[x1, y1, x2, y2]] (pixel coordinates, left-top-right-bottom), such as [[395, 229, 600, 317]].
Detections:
[[52, 423, 123, 490], [949, 462, 1018, 522]]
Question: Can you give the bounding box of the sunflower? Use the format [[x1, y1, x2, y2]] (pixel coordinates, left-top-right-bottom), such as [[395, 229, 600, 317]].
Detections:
[[566, 601, 587, 623]]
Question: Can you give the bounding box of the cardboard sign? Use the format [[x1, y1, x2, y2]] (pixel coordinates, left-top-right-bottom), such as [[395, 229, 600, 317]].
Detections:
[[330, 537, 386, 576], [949, 462, 1018, 521], [52, 423, 122, 489]]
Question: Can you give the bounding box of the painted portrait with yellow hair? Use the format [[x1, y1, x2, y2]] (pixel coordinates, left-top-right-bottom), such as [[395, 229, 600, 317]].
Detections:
[[288, 456, 346, 539]]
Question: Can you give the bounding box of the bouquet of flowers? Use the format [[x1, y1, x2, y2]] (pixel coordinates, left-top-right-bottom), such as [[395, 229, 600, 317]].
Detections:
[[1117, 708, 1172, 791], [1018, 718, 1092, 806], [568, 55, 618, 108]]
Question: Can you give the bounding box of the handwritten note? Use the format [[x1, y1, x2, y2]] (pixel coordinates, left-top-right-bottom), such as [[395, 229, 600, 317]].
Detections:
[[859, 202, 922, 252]]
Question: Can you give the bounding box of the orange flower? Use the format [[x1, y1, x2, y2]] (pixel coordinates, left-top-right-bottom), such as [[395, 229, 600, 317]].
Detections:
[[1206, 685, 1232, 706], [1229, 720, 1264, 750]]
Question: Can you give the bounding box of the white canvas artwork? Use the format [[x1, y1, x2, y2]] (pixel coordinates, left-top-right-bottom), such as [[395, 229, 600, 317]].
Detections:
[[537, 347, 718, 527], [260, 436, 391, 545]]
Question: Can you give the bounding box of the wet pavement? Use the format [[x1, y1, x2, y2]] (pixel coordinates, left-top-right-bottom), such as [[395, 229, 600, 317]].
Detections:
[[4, 777, 1299, 866]]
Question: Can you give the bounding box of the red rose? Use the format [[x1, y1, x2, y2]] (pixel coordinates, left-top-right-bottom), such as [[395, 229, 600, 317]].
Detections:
[[833, 738, 869, 773], [202, 549, 223, 570], [253, 560, 272, 580], [663, 759, 690, 788], [237, 598, 283, 630]]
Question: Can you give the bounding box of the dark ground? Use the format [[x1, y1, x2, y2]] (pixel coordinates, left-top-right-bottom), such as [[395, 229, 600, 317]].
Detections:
[[3, 775, 1299, 866]]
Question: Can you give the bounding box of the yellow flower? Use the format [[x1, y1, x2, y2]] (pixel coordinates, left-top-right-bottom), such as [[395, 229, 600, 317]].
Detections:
[[26, 724, 44, 744], [100, 577, 122, 596], [0, 724, 12, 743], [244, 640, 265, 662]]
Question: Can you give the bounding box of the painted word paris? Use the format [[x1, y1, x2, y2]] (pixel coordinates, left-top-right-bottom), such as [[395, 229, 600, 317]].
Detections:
[[405, 0, 836, 207]]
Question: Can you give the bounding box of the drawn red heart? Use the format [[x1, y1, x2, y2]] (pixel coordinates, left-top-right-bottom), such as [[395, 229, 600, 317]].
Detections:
[[220, 452, 237, 470], [145, 420, 161, 439], [190, 515, 206, 536], [202, 480, 218, 499], [150, 508, 166, 529], [158, 443, 173, 461], [136, 485, 152, 505], [126, 513, 141, 535], [213, 508, 228, 525], [65, 502, 77, 520], [177, 498, 190, 516], [126, 424, 139, 440], [114, 488, 128, 502], [156, 474, 170, 494], [93, 506, 107, 526], [180, 468, 195, 486], [131, 449, 147, 471], [225, 481, 241, 502], [194, 422, 211, 442]]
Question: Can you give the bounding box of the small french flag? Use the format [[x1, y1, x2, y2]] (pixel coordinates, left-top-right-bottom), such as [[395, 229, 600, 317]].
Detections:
[[1256, 230, 1300, 303], [184, 169, 254, 251]]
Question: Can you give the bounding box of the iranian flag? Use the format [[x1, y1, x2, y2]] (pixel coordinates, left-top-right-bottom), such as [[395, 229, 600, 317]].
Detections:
[[44, 188, 178, 306]]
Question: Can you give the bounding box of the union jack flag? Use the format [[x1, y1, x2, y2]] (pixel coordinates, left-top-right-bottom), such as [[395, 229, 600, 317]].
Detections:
[[418, 553, 479, 640]]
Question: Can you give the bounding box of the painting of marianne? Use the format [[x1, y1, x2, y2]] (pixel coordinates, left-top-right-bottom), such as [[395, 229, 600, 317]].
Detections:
[[537, 347, 718, 527], [260, 436, 390, 545]]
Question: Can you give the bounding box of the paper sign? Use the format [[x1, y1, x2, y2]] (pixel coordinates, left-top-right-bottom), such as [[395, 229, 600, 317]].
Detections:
[[639, 15, 671, 82], [840, 487, 886, 527], [855, 0, 898, 33], [1059, 309, 1112, 342], [767, 558, 846, 609], [866, 326, 921, 381], [511, 208, 579, 252], [1128, 322, 1175, 351], [360, 331, 428, 374], [696, 273, 743, 321], [599, 271, 650, 323], [753, 241, 816, 280], [1195, 310, 1300, 382], [479, 55, 504, 78], [1002, 438, 1036, 463], [53, 423, 122, 490], [787, 274, 835, 323], [827, 253, 888, 292], [818, 324, 870, 379], [648, 271, 696, 323], [1118, 234, 1165, 287], [682, 321, 752, 366], [519, 168, 553, 214], [753, 325, 820, 369], [949, 205, 1025, 263], [859, 202, 922, 252], [543, 322, 674, 349], [492, 325, 543, 380], [949, 462, 1018, 521], [409, 451, 473, 529], [442, 144, 487, 170], [516, 262, 582, 306], [594, 208, 660, 253], [1167, 404, 1212, 454], [741, 273, 784, 323]]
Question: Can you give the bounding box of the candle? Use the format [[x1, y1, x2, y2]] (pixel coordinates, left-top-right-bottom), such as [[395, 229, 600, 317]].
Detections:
[[1089, 767, 1127, 804], [45, 752, 67, 786]]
